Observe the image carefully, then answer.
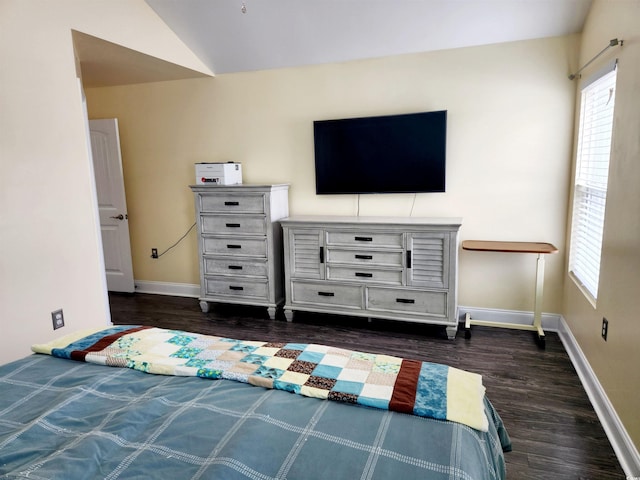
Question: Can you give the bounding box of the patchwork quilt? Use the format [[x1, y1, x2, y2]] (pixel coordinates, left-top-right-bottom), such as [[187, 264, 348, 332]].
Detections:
[[32, 325, 489, 432]]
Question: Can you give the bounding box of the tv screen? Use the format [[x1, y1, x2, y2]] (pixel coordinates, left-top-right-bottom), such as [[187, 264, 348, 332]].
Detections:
[[314, 110, 447, 194]]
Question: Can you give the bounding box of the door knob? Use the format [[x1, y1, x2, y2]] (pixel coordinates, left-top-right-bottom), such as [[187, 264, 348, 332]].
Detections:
[[110, 214, 125, 220]]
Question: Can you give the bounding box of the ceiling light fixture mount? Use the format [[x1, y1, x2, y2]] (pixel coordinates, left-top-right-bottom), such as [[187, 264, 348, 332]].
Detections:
[[241, 2, 247, 14]]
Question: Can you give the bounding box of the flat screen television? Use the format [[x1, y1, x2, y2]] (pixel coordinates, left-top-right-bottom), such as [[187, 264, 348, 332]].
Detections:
[[313, 110, 447, 194]]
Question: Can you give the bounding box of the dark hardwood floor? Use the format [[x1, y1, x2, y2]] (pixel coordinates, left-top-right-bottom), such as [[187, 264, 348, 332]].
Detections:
[[109, 292, 626, 479]]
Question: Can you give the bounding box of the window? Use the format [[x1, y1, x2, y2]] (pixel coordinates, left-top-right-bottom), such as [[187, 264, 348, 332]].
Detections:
[[568, 66, 617, 302]]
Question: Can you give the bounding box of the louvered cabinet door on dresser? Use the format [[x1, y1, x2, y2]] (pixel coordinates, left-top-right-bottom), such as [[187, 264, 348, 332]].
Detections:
[[190, 184, 289, 319], [281, 216, 461, 339]]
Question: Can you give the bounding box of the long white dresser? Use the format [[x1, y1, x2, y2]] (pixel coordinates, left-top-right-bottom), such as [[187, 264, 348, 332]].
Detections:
[[280, 216, 461, 339], [190, 184, 289, 319]]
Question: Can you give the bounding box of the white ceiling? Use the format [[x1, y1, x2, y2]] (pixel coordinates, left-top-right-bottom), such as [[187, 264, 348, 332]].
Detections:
[[145, 0, 593, 74]]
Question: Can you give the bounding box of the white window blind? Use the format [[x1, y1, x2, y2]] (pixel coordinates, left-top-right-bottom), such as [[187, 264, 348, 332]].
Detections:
[[569, 67, 617, 301]]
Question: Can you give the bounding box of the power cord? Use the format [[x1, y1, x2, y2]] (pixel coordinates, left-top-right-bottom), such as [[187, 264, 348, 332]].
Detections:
[[152, 222, 197, 258]]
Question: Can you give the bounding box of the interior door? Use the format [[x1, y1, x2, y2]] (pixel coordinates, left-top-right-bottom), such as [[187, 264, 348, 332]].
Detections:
[[89, 118, 135, 293]]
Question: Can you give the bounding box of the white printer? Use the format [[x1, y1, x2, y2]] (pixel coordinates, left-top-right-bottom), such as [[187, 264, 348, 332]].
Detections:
[[195, 162, 242, 185]]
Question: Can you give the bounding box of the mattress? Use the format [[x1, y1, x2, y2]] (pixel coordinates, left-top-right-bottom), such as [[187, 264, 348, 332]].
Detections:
[[0, 349, 510, 479]]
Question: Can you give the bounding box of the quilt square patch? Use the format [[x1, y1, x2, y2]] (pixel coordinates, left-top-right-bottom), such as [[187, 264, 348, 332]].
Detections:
[[311, 364, 341, 380], [345, 357, 375, 371], [304, 375, 337, 390], [300, 385, 330, 400], [287, 360, 317, 375], [264, 356, 294, 370], [189, 338, 218, 349], [278, 371, 310, 386], [283, 343, 307, 351], [274, 349, 302, 359], [167, 334, 197, 346], [366, 371, 397, 386], [252, 346, 281, 357], [217, 351, 247, 362], [305, 344, 331, 353], [196, 349, 226, 361], [248, 375, 274, 389], [185, 358, 212, 368], [228, 362, 260, 375], [208, 341, 234, 351], [328, 391, 358, 404], [373, 359, 402, 375], [326, 347, 351, 357], [196, 367, 223, 379], [332, 380, 364, 396], [357, 396, 390, 410], [252, 365, 284, 380], [296, 350, 325, 364], [360, 383, 394, 401], [230, 343, 259, 354], [352, 352, 377, 362], [204, 360, 234, 372], [171, 347, 203, 359], [337, 368, 370, 383], [318, 354, 349, 368], [240, 354, 269, 366]]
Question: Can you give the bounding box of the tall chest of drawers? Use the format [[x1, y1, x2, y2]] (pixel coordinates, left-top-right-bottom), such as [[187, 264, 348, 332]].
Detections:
[[280, 215, 461, 339], [190, 184, 289, 318]]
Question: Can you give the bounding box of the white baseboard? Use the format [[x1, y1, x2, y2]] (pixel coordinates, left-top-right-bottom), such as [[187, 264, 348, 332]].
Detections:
[[458, 305, 639, 476], [557, 317, 640, 477], [457, 305, 562, 331], [134, 280, 199, 298]]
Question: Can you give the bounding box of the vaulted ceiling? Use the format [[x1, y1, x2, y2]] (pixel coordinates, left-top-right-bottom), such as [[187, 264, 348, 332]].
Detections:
[[76, 0, 592, 87], [145, 0, 593, 74]]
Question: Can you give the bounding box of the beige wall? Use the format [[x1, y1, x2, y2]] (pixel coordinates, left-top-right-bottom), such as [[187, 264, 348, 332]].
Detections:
[[86, 34, 579, 315], [0, 0, 210, 365], [563, 0, 640, 450]]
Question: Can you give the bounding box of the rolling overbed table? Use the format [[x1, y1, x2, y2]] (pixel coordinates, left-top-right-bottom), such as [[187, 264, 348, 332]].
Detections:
[[461, 240, 558, 349]]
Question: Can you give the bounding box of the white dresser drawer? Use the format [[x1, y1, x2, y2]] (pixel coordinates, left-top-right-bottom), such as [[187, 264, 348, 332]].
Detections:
[[204, 277, 269, 300], [201, 215, 267, 236], [203, 237, 267, 257], [326, 231, 403, 248], [326, 249, 403, 267], [199, 194, 265, 214], [204, 257, 268, 278], [326, 266, 403, 285], [366, 287, 447, 317], [291, 281, 362, 308]]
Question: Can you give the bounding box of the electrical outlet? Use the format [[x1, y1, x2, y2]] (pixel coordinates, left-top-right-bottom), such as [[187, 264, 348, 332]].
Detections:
[[601, 317, 608, 341], [151, 248, 158, 259], [52, 309, 65, 330]]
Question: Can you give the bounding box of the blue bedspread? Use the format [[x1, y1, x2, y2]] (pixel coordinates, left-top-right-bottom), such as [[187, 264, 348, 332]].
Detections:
[[0, 355, 510, 479]]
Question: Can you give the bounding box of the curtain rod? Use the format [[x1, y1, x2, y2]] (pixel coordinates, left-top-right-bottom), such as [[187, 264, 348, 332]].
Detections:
[[569, 38, 623, 80]]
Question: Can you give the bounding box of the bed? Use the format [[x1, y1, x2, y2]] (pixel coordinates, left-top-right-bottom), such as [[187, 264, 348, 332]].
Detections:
[[0, 326, 511, 479]]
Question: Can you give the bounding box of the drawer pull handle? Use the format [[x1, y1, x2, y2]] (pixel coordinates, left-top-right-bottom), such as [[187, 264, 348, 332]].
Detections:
[[317, 291, 335, 297], [226, 223, 241, 228], [229, 286, 244, 291], [228, 265, 243, 270], [355, 236, 373, 242], [227, 244, 242, 249], [396, 298, 415, 304], [355, 254, 373, 260], [355, 272, 373, 278], [224, 201, 240, 206]]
